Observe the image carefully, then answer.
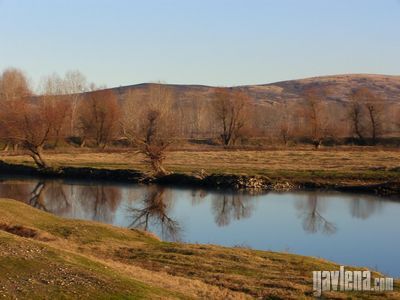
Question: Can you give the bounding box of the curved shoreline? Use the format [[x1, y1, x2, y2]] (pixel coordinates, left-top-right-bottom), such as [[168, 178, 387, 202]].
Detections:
[[0, 160, 399, 197], [1, 198, 398, 299]]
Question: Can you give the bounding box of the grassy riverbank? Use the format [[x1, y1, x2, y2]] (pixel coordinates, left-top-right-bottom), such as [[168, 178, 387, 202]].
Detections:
[[2, 148, 400, 185], [0, 198, 398, 299]]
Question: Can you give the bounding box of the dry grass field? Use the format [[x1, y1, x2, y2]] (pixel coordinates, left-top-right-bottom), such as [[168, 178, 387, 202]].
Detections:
[[0, 199, 398, 299], [2, 148, 400, 183]]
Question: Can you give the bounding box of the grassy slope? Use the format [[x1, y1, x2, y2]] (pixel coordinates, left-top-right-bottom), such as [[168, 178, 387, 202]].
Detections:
[[3, 149, 400, 183], [0, 199, 398, 299]]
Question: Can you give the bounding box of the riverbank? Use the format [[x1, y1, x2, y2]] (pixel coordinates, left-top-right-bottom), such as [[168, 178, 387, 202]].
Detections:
[[0, 198, 398, 299], [1, 149, 400, 196]]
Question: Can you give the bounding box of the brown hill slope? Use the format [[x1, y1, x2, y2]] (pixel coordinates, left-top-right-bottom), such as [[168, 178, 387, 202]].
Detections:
[[111, 74, 400, 105], [105, 74, 400, 139]]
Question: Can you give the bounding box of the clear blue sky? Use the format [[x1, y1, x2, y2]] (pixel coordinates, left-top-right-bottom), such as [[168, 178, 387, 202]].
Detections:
[[1, 0, 399, 87]]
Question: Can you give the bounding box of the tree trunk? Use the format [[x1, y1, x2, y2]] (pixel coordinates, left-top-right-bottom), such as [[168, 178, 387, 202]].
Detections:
[[151, 159, 167, 176], [53, 130, 61, 148], [80, 138, 86, 148], [29, 146, 48, 169], [354, 122, 365, 144], [313, 139, 322, 150]]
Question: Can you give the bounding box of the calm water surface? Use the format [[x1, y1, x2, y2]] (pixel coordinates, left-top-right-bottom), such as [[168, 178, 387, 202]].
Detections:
[[0, 177, 399, 277]]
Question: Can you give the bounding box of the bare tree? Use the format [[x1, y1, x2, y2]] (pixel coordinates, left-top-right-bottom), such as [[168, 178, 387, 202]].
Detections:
[[0, 68, 31, 101], [349, 89, 366, 144], [6, 98, 65, 168], [39, 71, 88, 139], [366, 102, 383, 145], [302, 87, 331, 149], [349, 88, 384, 145], [78, 89, 121, 148], [0, 69, 68, 168], [398, 108, 400, 133], [122, 84, 176, 176], [212, 88, 250, 147], [39, 73, 72, 147], [38, 73, 65, 95], [63, 70, 87, 135], [276, 102, 293, 145], [0, 68, 32, 151]]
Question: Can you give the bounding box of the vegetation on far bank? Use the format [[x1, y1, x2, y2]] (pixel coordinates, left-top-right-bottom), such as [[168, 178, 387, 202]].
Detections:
[[1, 68, 399, 175], [0, 198, 398, 299], [2, 148, 400, 184]]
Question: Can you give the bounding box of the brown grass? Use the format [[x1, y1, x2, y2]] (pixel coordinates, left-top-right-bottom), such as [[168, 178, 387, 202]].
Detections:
[[2, 149, 400, 182], [0, 198, 398, 299]]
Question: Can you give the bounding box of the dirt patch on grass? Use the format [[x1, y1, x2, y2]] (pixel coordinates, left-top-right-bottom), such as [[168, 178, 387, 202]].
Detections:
[[0, 223, 56, 241], [0, 223, 38, 238]]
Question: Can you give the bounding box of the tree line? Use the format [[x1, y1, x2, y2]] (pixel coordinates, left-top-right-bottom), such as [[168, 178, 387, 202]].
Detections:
[[0, 67, 399, 173]]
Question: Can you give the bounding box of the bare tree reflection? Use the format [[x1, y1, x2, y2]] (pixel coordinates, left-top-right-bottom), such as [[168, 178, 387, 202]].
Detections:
[[77, 185, 121, 223], [211, 193, 254, 227], [1, 180, 122, 224], [191, 189, 208, 206], [0, 180, 31, 201], [296, 194, 337, 235], [28, 181, 72, 213], [128, 187, 181, 241], [28, 181, 48, 211], [350, 196, 382, 219], [45, 181, 71, 213]]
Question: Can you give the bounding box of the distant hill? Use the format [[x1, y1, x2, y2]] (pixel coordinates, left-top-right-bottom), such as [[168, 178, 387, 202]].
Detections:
[[109, 74, 400, 106], [244, 74, 400, 105], [94, 74, 400, 139]]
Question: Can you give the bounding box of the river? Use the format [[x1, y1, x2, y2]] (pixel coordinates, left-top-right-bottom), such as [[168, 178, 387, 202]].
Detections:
[[0, 176, 398, 277]]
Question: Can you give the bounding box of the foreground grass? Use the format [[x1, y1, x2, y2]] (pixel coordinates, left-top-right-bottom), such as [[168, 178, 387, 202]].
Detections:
[[2, 148, 400, 184], [0, 199, 398, 299]]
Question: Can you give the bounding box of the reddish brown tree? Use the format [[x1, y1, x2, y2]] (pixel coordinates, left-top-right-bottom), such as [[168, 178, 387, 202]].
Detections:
[[349, 89, 366, 143], [0, 68, 63, 168], [212, 88, 250, 147], [349, 87, 384, 145], [78, 89, 121, 148], [1, 96, 68, 168], [0, 68, 32, 151], [39, 74, 72, 147], [122, 84, 176, 176], [366, 103, 383, 145], [302, 87, 331, 149]]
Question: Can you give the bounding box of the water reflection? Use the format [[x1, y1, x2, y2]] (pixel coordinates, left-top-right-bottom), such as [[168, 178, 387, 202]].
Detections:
[[1, 179, 399, 276], [295, 194, 337, 235], [190, 189, 208, 205], [0, 179, 31, 202], [0, 180, 122, 224], [127, 186, 181, 241], [349, 196, 383, 219], [211, 193, 254, 226], [0, 179, 391, 237], [29, 181, 50, 211], [76, 185, 121, 223]]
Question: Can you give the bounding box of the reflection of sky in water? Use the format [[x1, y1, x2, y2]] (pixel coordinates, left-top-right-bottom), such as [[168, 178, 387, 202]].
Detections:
[[0, 179, 399, 277]]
